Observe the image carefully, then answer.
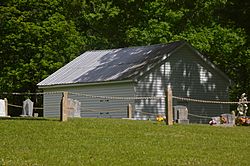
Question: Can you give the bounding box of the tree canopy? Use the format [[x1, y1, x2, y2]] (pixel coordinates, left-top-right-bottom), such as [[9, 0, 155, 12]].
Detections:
[[0, 0, 249, 99]]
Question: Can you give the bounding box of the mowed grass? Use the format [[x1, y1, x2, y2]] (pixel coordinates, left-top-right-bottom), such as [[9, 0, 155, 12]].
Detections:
[[0, 118, 250, 166]]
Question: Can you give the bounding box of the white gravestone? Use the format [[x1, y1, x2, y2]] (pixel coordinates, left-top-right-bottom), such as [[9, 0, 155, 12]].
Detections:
[[22, 99, 34, 117], [68, 98, 81, 117], [0, 99, 6, 117]]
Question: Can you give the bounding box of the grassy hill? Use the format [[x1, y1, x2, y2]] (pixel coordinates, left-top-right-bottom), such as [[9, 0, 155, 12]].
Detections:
[[0, 118, 249, 165]]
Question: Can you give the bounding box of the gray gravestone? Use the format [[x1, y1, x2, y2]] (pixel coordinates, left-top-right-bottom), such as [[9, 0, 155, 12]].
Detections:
[[221, 113, 235, 126], [173, 105, 189, 124], [22, 99, 33, 117]]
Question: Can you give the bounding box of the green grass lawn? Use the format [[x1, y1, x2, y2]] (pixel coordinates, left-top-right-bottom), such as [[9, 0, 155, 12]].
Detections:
[[0, 118, 250, 166]]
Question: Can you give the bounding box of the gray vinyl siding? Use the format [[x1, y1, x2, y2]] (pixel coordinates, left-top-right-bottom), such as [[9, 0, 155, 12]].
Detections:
[[135, 45, 230, 123], [43, 92, 62, 117], [134, 66, 166, 120], [42, 82, 135, 118]]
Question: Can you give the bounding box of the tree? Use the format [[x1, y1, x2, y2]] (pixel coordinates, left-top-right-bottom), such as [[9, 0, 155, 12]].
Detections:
[[0, 0, 249, 103], [0, 0, 85, 93]]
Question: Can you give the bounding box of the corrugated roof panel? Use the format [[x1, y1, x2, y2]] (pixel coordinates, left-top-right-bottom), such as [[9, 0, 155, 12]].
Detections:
[[38, 41, 185, 86], [38, 50, 113, 85]]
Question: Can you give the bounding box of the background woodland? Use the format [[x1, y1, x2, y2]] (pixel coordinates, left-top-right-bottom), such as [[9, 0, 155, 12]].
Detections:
[[1, 0, 249, 101]]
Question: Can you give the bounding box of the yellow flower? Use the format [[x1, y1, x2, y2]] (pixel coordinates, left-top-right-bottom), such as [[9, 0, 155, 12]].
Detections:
[[156, 115, 164, 122]]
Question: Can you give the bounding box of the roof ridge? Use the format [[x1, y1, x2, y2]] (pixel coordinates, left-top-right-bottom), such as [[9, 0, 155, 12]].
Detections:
[[86, 40, 186, 52]]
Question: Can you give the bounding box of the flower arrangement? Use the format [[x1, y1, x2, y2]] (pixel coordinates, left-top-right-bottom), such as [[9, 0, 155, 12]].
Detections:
[[235, 93, 249, 126], [156, 115, 164, 122], [235, 117, 250, 126]]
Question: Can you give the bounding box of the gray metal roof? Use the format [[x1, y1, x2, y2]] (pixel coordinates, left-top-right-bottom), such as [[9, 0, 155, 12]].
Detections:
[[38, 41, 185, 86]]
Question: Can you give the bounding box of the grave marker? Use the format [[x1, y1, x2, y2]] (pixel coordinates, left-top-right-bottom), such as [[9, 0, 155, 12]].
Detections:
[[22, 99, 34, 116]]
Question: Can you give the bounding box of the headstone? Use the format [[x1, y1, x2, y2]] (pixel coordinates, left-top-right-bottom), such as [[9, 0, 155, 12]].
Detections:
[[22, 99, 34, 117], [221, 113, 235, 126], [0, 99, 6, 117], [173, 105, 189, 124], [211, 117, 220, 124], [68, 98, 81, 117], [210, 113, 235, 126], [34, 113, 39, 117]]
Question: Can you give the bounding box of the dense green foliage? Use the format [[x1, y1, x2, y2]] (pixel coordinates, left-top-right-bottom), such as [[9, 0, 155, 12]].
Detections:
[[0, 118, 250, 165], [0, 0, 249, 98], [0, 0, 85, 92]]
